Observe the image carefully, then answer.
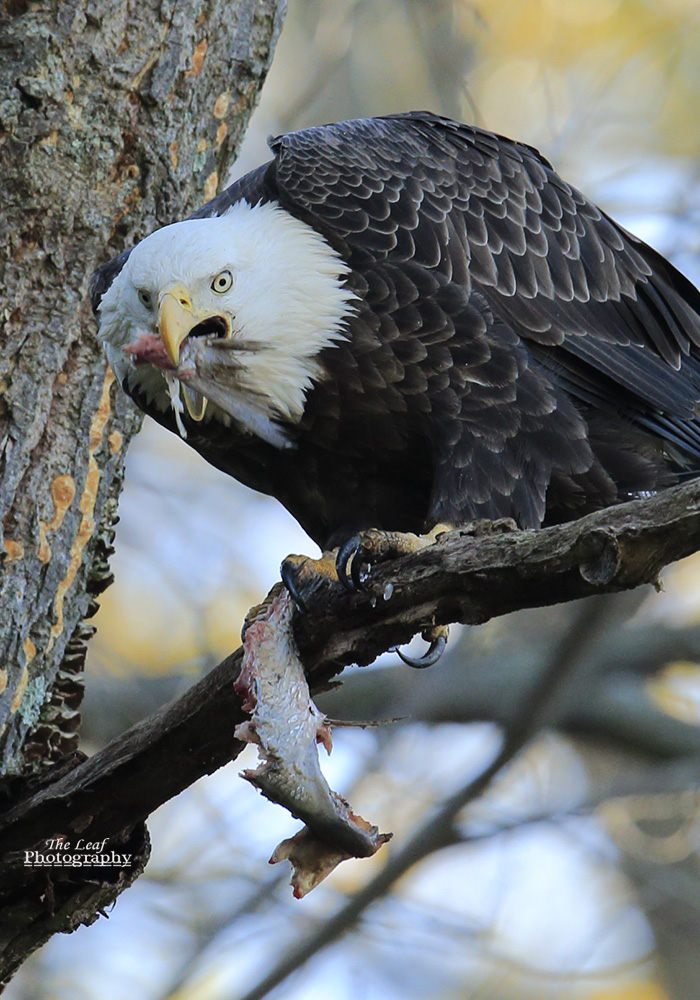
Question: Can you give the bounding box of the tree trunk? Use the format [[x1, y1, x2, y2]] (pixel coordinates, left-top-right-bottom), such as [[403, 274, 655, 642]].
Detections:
[[0, 0, 285, 981]]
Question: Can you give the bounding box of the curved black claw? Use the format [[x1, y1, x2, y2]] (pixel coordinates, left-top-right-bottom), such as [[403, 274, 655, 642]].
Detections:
[[280, 559, 308, 614], [336, 534, 369, 592], [395, 633, 447, 669]]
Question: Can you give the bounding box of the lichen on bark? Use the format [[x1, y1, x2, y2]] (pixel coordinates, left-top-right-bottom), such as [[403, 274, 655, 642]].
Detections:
[[0, 0, 286, 770], [0, 0, 286, 982]]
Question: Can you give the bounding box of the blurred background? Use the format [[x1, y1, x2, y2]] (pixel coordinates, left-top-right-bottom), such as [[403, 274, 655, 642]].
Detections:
[[10, 1, 700, 998]]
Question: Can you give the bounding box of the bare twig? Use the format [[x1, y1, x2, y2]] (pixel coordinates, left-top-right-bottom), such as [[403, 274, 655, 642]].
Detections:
[[321, 602, 700, 760]]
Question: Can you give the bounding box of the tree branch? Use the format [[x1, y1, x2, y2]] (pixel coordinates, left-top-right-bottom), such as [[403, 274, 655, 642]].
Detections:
[[320, 610, 700, 759], [290, 477, 700, 675], [3, 479, 700, 870]]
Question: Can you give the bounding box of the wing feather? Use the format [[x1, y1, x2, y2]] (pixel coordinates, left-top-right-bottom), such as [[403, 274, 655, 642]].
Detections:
[[264, 112, 700, 387]]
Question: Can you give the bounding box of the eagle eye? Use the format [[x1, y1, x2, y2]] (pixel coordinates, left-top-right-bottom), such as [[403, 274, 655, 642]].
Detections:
[[211, 270, 233, 294], [138, 289, 154, 309]]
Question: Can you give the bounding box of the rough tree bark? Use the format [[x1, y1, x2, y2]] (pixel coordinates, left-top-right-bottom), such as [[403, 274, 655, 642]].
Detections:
[[0, 0, 285, 983]]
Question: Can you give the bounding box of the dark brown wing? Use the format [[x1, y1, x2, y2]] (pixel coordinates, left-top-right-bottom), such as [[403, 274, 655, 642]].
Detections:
[[265, 112, 700, 438]]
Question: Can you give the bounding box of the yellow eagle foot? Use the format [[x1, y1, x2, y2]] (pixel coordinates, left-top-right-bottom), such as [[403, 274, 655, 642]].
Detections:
[[280, 550, 340, 614], [335, 524, 453, 592], [335, 524, 454, 669]]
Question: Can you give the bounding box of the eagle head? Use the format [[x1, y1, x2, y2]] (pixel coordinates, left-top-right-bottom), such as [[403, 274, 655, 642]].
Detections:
[[95, 200, 355, 438]]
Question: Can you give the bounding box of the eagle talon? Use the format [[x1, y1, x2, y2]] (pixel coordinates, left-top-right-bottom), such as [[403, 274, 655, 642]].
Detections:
[[336, 535, 370, 592], [395, 630, 448, 669], [280, 559, 309, 614]]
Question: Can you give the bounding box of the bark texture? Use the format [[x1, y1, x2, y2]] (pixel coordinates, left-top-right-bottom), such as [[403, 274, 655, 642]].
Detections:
[[0, 0, 285, 770], [0, 0, 285, 981]]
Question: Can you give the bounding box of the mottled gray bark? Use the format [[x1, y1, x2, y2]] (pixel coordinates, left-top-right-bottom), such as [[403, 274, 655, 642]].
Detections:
[[0, 0, 285, 769], [0, 0, 285, 982]]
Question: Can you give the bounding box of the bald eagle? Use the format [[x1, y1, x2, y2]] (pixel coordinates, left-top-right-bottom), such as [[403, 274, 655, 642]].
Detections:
[[92, 112, 700, 599]]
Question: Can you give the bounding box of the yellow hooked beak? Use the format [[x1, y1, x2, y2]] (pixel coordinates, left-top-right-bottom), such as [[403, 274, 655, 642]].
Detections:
[[158, 284, 232, 422], [158, 285, 198, 367]]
